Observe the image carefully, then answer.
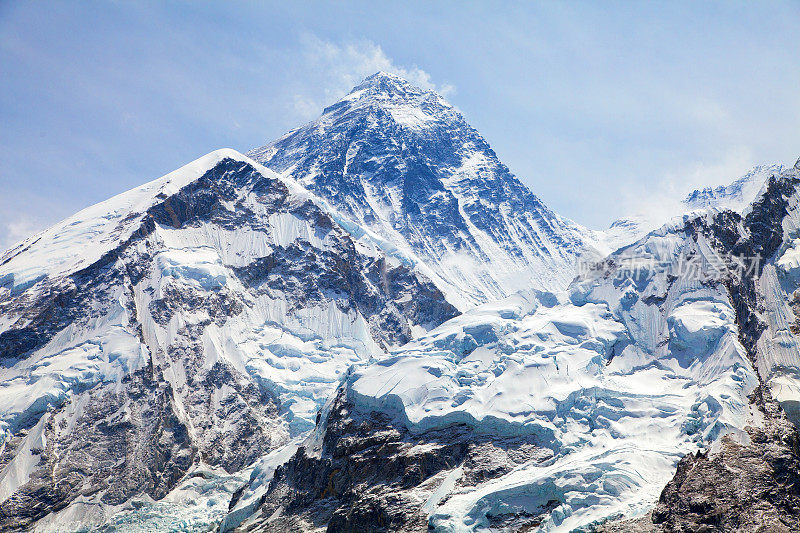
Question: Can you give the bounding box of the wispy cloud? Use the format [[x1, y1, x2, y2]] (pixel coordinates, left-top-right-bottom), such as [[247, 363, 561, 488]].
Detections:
[[0, 211, 48, 253], [0, 189, 68, 253], [290, 35, 455, 119]]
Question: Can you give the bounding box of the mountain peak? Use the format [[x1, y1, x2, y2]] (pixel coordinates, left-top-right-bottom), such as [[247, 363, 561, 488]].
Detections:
[[326, 71, 450, 117], [683, 163, 785, 211], [361, 70, 409, 83], [351, 71, 423, 94], [248, 72, 596, 310]]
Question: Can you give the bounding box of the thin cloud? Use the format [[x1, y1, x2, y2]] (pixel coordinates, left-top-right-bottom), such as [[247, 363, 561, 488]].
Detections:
[[0, 190, 68, 253], [290, 35, 455, 119], [0, 214, 47, 253]]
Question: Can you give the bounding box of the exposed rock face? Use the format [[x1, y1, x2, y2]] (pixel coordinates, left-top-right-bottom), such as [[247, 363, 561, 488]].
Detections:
[[239, 390, 552, 533], [0, 367, 194, 532], [653, 175, 800, 532], [652, 391, 800, 533], [596, 393, 800, 533]]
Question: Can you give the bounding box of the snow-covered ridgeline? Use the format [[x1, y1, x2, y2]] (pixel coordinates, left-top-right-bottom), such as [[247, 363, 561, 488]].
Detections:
[[685, 164, 786, 212], [0, 151, 351, 444], [0, 149, 436, 296], [597, 164, 787, 253], [1, 150, 245, 291]]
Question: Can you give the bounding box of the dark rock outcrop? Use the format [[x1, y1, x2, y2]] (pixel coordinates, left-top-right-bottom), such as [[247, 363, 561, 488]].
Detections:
[[651, 392, 800, 532], [240, 391, 552, 533], [0, 367, 194, 531]]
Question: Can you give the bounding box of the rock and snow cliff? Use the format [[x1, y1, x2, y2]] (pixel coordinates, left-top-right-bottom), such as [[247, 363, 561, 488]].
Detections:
[[229, 162, 800, 532]]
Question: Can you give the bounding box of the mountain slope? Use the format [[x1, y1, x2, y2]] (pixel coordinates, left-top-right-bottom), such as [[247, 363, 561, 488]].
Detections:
[[249, 72, 602, 309], [0, 149, 457, 531]]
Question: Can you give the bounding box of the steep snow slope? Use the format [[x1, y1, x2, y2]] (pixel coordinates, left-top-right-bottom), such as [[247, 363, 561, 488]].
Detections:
[[249, 72, 603, 309], [239, 162, 800, 532], [600, 158, 800, 532], [754, 160, 800, 424], [0, 150, 457, 531]]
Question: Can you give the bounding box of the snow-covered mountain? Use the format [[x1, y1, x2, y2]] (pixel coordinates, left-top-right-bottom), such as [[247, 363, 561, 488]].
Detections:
[[601, 164, 787, 251], [249, 72, 603, 310], [0, 149, 458, 531], [683, 164, 785, 211]]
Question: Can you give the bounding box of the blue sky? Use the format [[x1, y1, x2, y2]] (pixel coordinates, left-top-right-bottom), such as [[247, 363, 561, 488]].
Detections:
[[1, 1, 799, 250]]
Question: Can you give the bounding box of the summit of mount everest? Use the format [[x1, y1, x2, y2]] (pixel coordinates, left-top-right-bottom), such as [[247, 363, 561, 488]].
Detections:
[[1, 73, 799, 533], [248, 72, 605, 310]]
